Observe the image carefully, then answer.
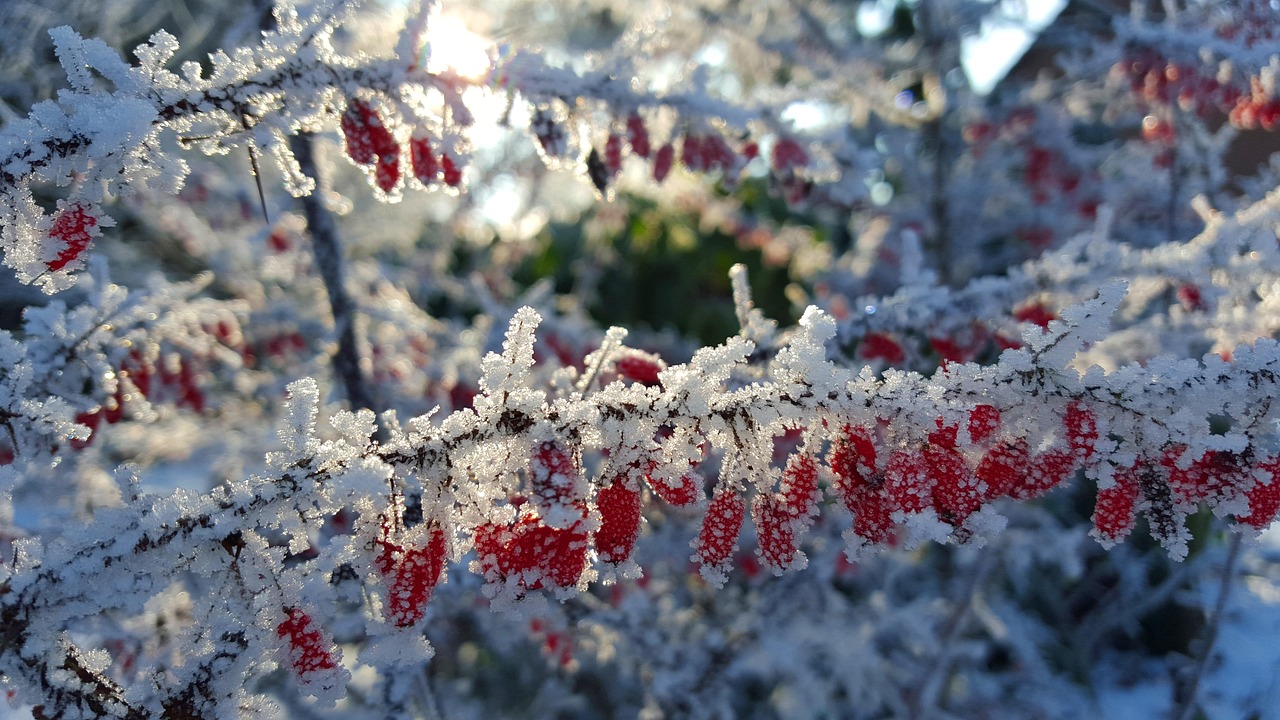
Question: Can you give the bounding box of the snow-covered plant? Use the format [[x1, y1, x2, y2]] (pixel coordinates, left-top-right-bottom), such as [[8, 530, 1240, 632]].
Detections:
[[2, 0, 1280, 717]]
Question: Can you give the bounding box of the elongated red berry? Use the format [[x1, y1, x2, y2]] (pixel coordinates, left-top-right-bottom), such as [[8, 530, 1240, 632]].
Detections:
[[374, 152, 400, 193], [968, 405, 1001, 444], [693, 486, 745, 580], [1064, 401, 1098, 462], [829, 425, 878, 504], [1240, 457, 1280, 529], [780, 452, 819, 517], [753, 494, 798, 573], [47, 202, 100, 271], [595, 475, 642, 564], [1021, 448, 1076, 499], [410, 136, 439, 184], [1092, 468, 1140, 546], [341, 99, 397, 166], [530, 441, 582, 520], [615, 350, 664, 386], [884, 449, 930, 513], [927, 444, 981, 525], [653, 143, 675, 183], [977, 438, 1031, 500], [626, 113, 651, 158], [1162, 447, 1244, 508], [375, 525, 448, 627], [646, 464, 701, 506], [277, 608, 340, 678], [441, 153, 463, 187]]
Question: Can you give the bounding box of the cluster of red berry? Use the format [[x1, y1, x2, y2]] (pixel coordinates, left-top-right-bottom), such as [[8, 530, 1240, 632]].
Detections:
[[70, 349, 207, 450], [341, 97, 464, 193], [1115, 50, 1280, 131]]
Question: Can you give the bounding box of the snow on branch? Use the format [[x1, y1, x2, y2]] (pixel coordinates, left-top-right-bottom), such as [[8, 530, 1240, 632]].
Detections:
[[4, 295, 1280, 711]]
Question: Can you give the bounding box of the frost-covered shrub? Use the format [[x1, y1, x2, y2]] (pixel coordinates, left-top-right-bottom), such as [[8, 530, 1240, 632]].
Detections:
[[1, 0, 1280, 718]]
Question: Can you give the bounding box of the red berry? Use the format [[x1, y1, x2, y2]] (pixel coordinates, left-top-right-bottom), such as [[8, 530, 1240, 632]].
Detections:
[[46, 202, 100, 271], [645, 463, 701, 506], [1092, 468, 1141, 546], [473, 513, 589, 591], [859, 332, 905, 364], [1240, 457, 1280, 529], [69, 408, 102, 450], [927, 444, 981, 525], [604, 133, 624, 175], [276, 608, 340, 679], [595, 475, 642, 564], [441, 153, 463, 187], [410, 136, 439, 185], [375, 525, 447, 627], [626, 113, 651, 158], [374, 152, 400, 192], [1064, 401, 1098, 463], [968, 405, 1001, 444], [771, 138, 808, 173], [615, 351, 664, 386], [530, 441, 582, 516], [976, 438, 1031, 500], [693, 486, 745, 577], [1022, 448, 1076, 499], [1162, 447, 1244, 508], [884, 449, 930, 514], [753, 493, 798, 573], [341, 99, 397, 166], [1013, 303, 1056, 329], [829, 425, 878, 503], [779, 452, 819, 517], [652, 143, 675, 183]]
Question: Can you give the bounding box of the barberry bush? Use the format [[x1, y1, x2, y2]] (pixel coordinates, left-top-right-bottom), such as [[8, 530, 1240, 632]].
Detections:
[[3, 0, 1280, 717]]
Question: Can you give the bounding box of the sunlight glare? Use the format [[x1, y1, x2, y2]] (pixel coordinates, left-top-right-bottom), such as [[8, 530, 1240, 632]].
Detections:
[[425, 15, 491, 81]]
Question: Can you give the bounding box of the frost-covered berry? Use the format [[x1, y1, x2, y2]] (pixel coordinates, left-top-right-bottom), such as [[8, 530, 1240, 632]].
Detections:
[[884, 449, 931, 513], [341, 99, 398, 167], [277, 608, 341, 681], [829, 425, 877, 498], [779, 452, 819, 517], [1021, 448, 1076, 499], [968, 405, 1001, 444], [652, 143, 675, 183], [375, 525, 448, 627], [1162, 447, 1244, 508], [615, 350, 664, 386], [410, 135, 439, 185], [473, 513, 590, 591], [530, 440, 582, 520], [1092, 470, 1140, 546], [1064, 401, 1098, 463], [927, 444, 981, 525], [859, 332, 905, 364], [976, 438, 1031, 500], [693, 486, 745, 584], [646, 463, 702, 506], [753, 493, 799, 573], [1239, 457, 1280, 529], [595, 475, 642, 564], [626, 113, 651, 158], [46, 202, 101, 271]]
